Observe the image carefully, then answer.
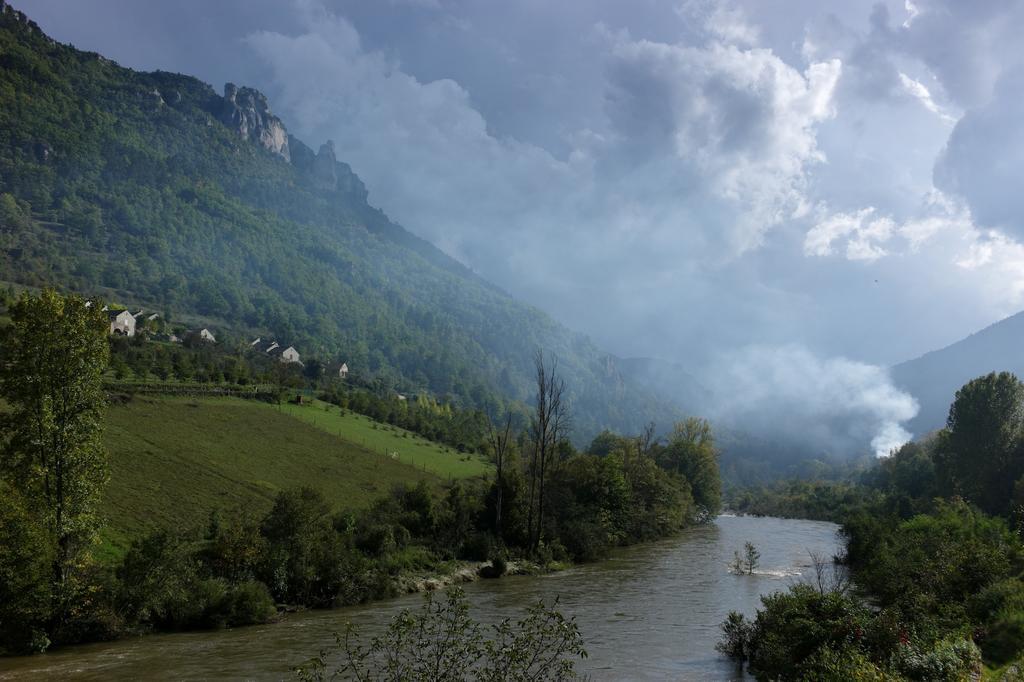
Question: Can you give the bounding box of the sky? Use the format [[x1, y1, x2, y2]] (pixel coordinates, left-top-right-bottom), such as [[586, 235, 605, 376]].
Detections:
[[17, 0, 1024, 454]]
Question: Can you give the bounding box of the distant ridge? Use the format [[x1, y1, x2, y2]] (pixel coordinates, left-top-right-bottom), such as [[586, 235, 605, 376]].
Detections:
[[892, 310, 1024, 435]]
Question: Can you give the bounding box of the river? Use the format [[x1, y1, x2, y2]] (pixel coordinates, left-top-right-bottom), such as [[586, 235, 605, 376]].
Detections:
[[0, 515, 841, 681]]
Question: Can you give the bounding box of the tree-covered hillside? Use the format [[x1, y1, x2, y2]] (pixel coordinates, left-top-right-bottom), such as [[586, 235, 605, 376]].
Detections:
[[0, 1, 680, 438]]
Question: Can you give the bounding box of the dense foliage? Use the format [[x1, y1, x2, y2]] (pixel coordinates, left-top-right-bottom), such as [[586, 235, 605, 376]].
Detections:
[[720, 371, 1024, 679], [0, 290, 716, 656], [0, 2, 679, 441]]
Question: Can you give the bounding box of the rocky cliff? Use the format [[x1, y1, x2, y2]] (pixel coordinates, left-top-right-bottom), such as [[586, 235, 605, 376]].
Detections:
[[218, 83, 290, 161], [289, 135, 368, 201]]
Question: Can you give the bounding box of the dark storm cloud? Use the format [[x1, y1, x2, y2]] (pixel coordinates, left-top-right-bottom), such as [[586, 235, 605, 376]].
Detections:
[[934, 68, 1024, 239]]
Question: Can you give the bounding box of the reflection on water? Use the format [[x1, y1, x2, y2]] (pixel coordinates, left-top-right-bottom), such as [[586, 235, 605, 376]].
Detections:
[[0, 515, 841, 681]]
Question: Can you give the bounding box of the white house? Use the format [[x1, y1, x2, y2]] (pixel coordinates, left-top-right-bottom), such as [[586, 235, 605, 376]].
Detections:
[[338, 362, 349, 379], [187, 328, 216, 343], [279, 346, 302, 364], [108, 309, 136, 337]]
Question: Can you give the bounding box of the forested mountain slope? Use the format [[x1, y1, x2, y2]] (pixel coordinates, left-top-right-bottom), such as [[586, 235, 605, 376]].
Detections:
[[892, 310, 1024, 435], [0, 1, 683, 438]]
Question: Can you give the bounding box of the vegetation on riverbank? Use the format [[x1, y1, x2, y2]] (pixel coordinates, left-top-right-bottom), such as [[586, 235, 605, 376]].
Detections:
[[0, 290, 720, 657], [720, 371, 1024, 680]]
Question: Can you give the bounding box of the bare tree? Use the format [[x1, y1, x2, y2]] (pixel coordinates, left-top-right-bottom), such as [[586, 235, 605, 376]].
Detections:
[[636, 421, 656, 459], [808, 550, 851, 595], [528, 350, 570, 552], [487, 412, 513, 540], [628, 421, 656, 478]]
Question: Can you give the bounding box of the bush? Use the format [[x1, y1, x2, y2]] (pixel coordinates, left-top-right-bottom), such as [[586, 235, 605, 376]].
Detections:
[[892, 637, 982, 681], [743, 584, 873, 679], [480, 553, 507, 579], [459, 531, 492, 562], [224, 580, 277, 627], [971, 579, 1024, 623], [558, 519, 609, 563], [800, 645, 888, 680], [381, 545, 440, 574], [355, 523, 401, 557], [117, 531, 202, 630], [52, 566, 123, 646], [295, 588, 586, 681], [986, 610, 1024, 666]]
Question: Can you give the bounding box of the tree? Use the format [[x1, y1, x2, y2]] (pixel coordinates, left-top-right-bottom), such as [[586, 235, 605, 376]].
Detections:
[[743, 542, 760, 575], [258, 487, 345, 606], [527, 350, 570, 552], [0, 289, 109, 629], [716, 611, 751, 663], [659, 417, 721, 519], [938, 372, 1024, 516], [488, 411, 514, 540], [730, 551, 745, 575]]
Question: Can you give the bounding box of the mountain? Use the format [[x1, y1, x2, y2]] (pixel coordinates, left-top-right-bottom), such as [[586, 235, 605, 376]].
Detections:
[[892, 310, 1024, 436], [616, 357, 711, 415], [0, 1, 683, 439]]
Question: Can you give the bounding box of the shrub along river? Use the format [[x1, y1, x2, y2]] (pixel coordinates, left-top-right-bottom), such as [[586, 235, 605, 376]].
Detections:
[[0, 515, 841, 681]]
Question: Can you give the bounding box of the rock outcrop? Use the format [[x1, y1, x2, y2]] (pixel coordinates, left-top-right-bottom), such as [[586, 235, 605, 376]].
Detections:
[[288, 134, 316, 173], [218, 83, 290, 161], [290, 136, 369, 201], [312, 140, 338, 190]]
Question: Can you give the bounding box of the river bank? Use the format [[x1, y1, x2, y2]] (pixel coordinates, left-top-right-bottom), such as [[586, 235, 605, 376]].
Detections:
[[389, 556, 561, 594], [0, 515, 842, 681]]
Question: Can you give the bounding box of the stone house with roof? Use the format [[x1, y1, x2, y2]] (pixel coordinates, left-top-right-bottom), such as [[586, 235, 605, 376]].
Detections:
[[108, 309, 136, 337]]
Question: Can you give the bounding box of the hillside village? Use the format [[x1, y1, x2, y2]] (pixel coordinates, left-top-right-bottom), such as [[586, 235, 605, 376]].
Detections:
[[100, 303, 349, 377]]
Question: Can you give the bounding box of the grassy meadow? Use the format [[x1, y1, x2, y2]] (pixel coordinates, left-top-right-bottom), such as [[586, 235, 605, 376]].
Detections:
[[277, 400, 492, 479], [98, 396, 443, 560]]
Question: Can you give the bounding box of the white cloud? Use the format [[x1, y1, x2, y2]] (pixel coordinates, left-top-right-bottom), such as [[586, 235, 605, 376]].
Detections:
[[604, 32, 841, 252], [954, 231, 1024, 307], [805, 192, 1024, 323], [898, 71, 955, 123], [677, 1, 761, 47], [902, 0, 921, 28], [804, 207, 894, 261]]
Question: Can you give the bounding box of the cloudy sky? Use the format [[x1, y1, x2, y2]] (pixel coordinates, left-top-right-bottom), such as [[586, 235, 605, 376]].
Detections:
[[19, 0, 1024, 453]]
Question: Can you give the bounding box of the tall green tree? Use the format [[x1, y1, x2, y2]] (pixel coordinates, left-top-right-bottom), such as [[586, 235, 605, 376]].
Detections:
[[937, 371, 1024, 516], [659, 417, 721, 519], [0, 288, 110, 626]]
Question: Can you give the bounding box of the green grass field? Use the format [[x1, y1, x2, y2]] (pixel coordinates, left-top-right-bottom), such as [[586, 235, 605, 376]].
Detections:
[[99, 396, 442, 560], [277, 400, 492, 479]]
